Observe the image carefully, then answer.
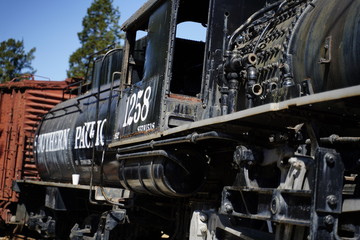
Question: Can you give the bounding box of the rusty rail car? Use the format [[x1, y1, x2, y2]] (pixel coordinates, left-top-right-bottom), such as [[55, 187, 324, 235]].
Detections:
[[0, 78, 77, 230]]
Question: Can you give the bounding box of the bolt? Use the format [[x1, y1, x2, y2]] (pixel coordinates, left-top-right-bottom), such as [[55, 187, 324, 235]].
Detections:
[[199, 213, 208, 222], [292, 169, 299, 177], [297, 146, 303, 153], [326, 195, 338, 208], [200, 226, 208, 234], [225, 191, 231, 198], [270, 197, 279, 214], [324, 215, 334, 226], [324, 153, 335, 166], [224, 203, 233, 214]]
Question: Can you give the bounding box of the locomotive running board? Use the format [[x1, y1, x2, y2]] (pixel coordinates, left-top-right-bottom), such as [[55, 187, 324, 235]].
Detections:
[[15, 180, 91, 190], [110, 85, 360, 148], [14, 180, 131, 201]]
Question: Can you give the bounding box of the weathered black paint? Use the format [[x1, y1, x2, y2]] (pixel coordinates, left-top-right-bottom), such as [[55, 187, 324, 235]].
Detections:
[[34, 82, 121, 185], [29, 0, 360, 239]]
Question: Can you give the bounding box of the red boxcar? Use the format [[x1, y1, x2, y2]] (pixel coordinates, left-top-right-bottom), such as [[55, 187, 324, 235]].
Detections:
[[0, 78, 77, 224]]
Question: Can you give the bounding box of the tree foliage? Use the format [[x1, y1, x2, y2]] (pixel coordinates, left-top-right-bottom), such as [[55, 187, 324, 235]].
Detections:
[[0, 39, 36, 83], [67, 0, 123, 78]]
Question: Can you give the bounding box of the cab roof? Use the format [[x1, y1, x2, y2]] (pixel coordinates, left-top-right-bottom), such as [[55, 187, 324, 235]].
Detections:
[[121, 0, 209, 31], [121, 0, 165, 31]]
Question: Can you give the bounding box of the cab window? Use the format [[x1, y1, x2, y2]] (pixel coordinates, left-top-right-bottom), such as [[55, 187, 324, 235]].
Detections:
[[122, 0, 172, 87], [170, 0, 209, 97]]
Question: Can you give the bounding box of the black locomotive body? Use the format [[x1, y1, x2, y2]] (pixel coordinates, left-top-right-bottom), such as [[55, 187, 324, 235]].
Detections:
[[11, 0, 360, 239]]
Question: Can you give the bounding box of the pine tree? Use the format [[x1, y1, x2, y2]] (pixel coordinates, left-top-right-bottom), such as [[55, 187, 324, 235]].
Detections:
[[0, 39, 36, 83], [67, 0, 122, 78]]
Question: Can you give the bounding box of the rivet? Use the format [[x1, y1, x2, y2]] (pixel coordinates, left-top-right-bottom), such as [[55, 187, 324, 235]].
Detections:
[[326, 195, 337, 207], [199, 212, 208, 222], [224, 203, 233, 214], [324, 153, 335, 166], [324, 215, 334, 226]]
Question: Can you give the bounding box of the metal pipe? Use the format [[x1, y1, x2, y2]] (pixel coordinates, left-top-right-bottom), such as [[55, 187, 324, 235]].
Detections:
[[228, 1, 282, 51], [306, 135, 360, 145], [89, 48, 122, 206], [117, 131, 239, 154]]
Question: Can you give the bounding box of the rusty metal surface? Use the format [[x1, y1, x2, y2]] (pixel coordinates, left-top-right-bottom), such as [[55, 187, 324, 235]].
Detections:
[[0, 78, 76, 223]]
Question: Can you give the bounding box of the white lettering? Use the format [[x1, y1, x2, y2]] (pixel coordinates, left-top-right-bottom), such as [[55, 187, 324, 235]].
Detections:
[[35, 128, 70, 153], [123, 86, 152, 128], [35, 119, 107, 152], [84, 122, 92, 148], [79, 126, 86, 149], [75, 119, 107, 149], [137, 122, 156, 132], [75, 126, 81, 149], [99, 119, 107, 146]]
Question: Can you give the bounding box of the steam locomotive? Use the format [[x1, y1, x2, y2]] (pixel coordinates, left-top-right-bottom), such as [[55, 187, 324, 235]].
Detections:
[[10, 0, 360, 239]]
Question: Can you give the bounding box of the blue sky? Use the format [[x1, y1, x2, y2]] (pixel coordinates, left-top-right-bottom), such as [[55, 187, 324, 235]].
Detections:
[[0, 0, 147, 81]]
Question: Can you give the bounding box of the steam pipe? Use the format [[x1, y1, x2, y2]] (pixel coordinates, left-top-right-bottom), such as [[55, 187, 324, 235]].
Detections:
[[306, 135, 360, 145], [117, 131, 239, 154], [227, 1, 282, 51]]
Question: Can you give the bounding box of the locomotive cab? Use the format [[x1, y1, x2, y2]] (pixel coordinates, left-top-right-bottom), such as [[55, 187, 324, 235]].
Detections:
[[113, 0, 173, 142], [112, 0, 267, 145]]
